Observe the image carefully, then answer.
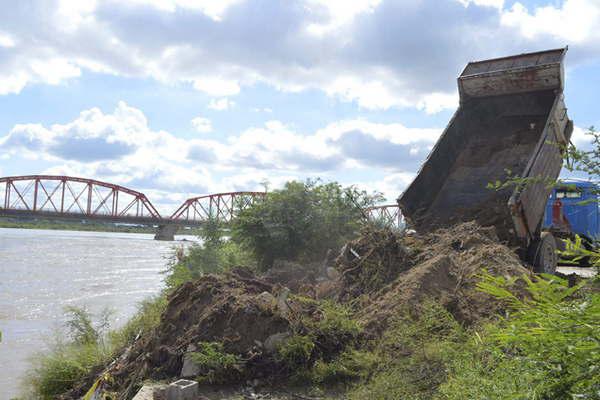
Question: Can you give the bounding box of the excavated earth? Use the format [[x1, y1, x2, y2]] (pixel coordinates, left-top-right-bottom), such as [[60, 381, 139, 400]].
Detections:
[[64, 221, 533, 399]]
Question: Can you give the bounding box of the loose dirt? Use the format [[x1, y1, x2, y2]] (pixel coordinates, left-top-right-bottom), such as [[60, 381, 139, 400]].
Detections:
[[65, 221, 533, 399]]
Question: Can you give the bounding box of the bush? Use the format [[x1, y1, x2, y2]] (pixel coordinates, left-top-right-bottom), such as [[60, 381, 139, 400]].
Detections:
[[26, 308, 112, 399], [276, 335, 316, 369], [189, 342, 241, 383], [232, 179, 381, 270], [439, 273, 600, 399], [165, 223, 254, 291], [312, 349, 379, 384]]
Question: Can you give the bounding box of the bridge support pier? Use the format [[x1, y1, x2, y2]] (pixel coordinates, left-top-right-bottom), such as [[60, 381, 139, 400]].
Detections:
[[154, 224, 179, 241]]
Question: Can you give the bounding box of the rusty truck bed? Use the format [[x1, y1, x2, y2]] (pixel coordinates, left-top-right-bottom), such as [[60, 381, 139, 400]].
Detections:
[[398, 48, 572, 246]]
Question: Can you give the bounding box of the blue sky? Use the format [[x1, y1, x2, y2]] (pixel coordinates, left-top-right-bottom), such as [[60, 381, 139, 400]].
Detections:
[[0, 0, 599, 213]]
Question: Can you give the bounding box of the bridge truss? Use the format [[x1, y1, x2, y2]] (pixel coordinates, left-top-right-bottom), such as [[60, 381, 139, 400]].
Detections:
[[0, 175, 161, 220], [170, 191, 266, 223], [364, 204, 404, 229]]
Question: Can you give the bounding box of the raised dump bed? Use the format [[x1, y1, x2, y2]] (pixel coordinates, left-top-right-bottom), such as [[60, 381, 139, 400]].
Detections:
[[398, 48, 573, 272]]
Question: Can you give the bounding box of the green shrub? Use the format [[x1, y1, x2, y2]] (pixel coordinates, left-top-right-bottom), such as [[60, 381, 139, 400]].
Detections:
[[276, 335, 315, 369], [190, 342, 241, 384], [164, 220, 255, 291], [307, 301, 362, 341], [232, 180, 381, 270], [26, 308, 112, 399], [312, 349, 379, 384]]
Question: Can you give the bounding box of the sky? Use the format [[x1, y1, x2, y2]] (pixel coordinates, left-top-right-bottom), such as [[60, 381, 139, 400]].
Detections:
[[0, 0, 599, 215]]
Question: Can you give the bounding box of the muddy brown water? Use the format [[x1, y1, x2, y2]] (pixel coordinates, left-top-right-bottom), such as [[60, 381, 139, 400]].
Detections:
[[0, 228, 196, 400]]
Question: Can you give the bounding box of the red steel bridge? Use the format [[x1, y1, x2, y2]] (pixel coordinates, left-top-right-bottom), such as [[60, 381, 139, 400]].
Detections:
[[0, 175, 403, 239]]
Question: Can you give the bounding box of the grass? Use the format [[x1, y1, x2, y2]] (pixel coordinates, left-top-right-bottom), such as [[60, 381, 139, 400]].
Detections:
[[24, 297, 167, 399]]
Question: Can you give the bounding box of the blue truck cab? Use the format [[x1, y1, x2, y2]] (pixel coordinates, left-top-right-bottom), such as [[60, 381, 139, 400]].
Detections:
[[543, 180, 600, 244]]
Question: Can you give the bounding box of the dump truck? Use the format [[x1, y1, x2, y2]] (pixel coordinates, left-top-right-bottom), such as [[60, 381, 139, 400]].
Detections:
[[398, 48, 573, 274]]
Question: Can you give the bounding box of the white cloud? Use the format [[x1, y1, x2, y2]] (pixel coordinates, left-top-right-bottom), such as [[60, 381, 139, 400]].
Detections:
[[0, 32, 16, 48], [120, 0, 243, 21], [193, 78, 240, 97], [1, 102, 442, 205], [501, 0, 600, 43], [8, 0, 599, 112], [191, 116, 213, 133], [208, 98, 235, 111], [305, 0, 382, 36], [458, 0, 504, 9]]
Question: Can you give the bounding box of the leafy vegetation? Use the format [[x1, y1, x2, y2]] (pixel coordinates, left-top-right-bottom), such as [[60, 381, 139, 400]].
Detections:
[[276, 335, 315, 369], [189, 342, 241, 384], [25, 307, 113, 399], [164, 218, 254, 291], [232, 180, 381, 270]]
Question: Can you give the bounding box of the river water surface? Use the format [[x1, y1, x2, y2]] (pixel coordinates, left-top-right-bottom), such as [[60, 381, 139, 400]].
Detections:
[[0, 228, 195, 399]]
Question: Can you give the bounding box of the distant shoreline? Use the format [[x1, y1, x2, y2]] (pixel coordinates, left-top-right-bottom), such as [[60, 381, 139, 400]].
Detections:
[[0, 217, 157, 234]]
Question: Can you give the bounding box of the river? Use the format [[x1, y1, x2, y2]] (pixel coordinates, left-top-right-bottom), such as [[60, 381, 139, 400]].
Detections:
[[0, 228, 196, 400]]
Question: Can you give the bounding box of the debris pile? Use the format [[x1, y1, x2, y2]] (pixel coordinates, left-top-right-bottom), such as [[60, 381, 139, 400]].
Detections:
[[66, 221, 533, 399], [352, 222, 531, 332]]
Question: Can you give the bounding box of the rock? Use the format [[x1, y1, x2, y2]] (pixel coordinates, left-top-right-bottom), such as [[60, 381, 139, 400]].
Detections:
[[326, 266, 341, 280], [263, 331, 291, 354], [255, 291, 276, 311], [167, 379, 199, 400], [180, 344, 199, 378], [132, 384, 167, 400], [276, 287, 291, 316]]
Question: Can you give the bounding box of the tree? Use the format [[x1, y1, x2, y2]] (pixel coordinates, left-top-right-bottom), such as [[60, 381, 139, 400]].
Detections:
[[232, 179, 382, 271]]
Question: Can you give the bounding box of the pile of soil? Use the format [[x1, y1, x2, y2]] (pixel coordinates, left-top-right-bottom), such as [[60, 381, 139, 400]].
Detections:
[[65, 221, 533, 399], [340, 222, 531, 333]]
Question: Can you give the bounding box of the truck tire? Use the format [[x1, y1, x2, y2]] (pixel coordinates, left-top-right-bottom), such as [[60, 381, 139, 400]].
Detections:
[[528, 232, 558, 274]]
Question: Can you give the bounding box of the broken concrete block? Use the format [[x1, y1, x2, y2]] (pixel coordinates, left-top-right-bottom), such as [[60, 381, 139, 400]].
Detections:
[[167, 379, 199, 400], [133, 384, 167, 400], [180, 344, 200, 378], [153, 385, 169, 400]]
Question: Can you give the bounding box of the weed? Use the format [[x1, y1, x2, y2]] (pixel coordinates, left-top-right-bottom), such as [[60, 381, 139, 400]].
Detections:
[[276, 335, 315, 369], [190, 342, 241, 384]]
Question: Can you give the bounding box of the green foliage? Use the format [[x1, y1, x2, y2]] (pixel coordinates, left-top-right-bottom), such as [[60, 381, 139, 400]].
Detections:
[[440, 273, 600, 399], [311, 349, 379, 384], [565, 126, 600, 178], [276, 335, 316, 369], [299, 300, 362, 359], [26, 308, 112, 399], [189, 342, 241, 384], [64, 306, 111, 345], [164, 221, 255, 291], [232, 179, 382, 270]]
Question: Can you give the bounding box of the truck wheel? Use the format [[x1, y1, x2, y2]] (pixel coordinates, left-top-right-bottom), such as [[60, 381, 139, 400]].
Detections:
[[528, 232, 558, 274]]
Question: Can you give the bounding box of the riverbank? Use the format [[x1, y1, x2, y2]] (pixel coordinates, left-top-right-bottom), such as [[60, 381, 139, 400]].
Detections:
[[0, 217, 204, 236], [0, 217, 156, 234]]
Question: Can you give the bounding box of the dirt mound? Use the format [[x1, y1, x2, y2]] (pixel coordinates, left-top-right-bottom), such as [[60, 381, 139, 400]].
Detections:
[[352, 222, 531, 332], [335, 227, 417, 302], [99, 268, 312, 396], [66, 222, 533, 399]]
